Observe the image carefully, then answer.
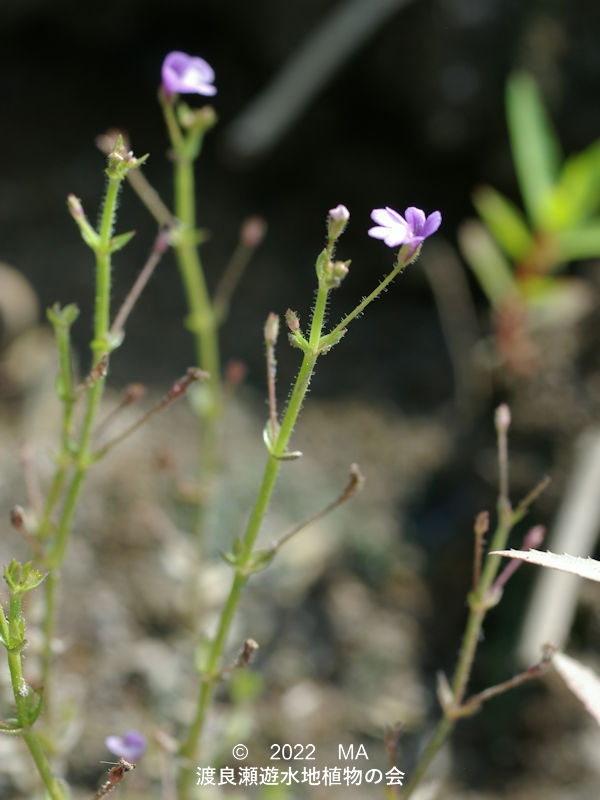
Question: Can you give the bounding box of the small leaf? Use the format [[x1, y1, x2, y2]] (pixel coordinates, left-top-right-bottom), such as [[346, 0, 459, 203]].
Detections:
[[553, 651, 600, 725], [245, 549, 276, 574], [472, 185, 533, 261], [506, 72, 562, 227], [490, 548, 600, 582], [110, 230, 136, 252]]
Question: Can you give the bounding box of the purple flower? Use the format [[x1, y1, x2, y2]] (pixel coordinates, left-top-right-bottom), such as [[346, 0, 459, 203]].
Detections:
[[368, 206, 441, 250], [161, 51, 217, 98], [105, 730, 146, 762]]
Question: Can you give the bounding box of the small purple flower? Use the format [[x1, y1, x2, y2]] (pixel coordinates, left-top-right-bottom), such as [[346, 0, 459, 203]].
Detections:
[[368, 206, 441, 250], [161, 51, 217, 98], [105, 730, 146, 762]]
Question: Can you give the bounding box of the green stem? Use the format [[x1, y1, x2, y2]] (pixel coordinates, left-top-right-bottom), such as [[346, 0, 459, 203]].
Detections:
[[7, 597, 65, 800], [325, 245, 418, 342], [168, 119, 221, 545], [177, 282, 330, 800], [37, 317, 77, 540], [40, 174, 121, 723]]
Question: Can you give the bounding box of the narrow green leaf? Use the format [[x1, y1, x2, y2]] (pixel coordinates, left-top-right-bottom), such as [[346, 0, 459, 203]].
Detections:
[[554, 224, 600, 261], [545, 140, 600, 229], [458, 220, 518, 307], [506, 72, 562, 227], [472, 185, 533, 261], [110, 230, 136, 253]]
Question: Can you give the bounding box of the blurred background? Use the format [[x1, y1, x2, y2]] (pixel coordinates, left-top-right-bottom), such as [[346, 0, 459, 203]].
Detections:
[[2, 0, 600, 798]]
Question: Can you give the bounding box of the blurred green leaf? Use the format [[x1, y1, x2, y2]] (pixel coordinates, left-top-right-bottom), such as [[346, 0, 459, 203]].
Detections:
[[545, 141, 600, 229], [472, 185, 533, 261], [554, 224, 600, 261], [458, 220, 518, 307], [506, 72, 562, 228]]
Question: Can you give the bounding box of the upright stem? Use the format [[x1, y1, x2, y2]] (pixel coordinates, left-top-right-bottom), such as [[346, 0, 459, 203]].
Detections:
[[171, 139, 221, 546], [177, 281, 330, 800], [402, 498, 519, 797], [7, 596, 65, 800], [40, 174, 121, 722]]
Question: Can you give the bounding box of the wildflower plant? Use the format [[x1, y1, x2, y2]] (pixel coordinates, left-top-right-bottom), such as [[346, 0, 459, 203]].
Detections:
[[0, 47, 582, 800]]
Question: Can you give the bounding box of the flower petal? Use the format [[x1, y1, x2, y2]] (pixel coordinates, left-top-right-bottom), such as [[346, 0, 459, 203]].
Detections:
[[404, 207, 426, 234], [368, 225, 390, 240], [162, 51, 217, 96], [422, 210, 442, 237]]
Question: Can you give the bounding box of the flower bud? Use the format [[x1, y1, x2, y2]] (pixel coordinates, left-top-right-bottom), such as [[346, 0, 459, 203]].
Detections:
[[67, 194, 84, 219], [323, 259, 350, 288], [264, 312, 279, 345], [328, 204, 350, 240], [285, 309, 300, 332], [240, 216, 267, 248]]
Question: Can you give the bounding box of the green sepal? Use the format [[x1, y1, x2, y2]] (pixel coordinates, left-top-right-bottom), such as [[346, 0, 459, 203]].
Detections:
[[506, 71, 562, 228], [4, 561, 47, 595], [105, 136, 149, 180], [472, 185, 533, 262], [46, 303, 79, 330], [109, 230, 136, 253], [0, 719, 23, 735]]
